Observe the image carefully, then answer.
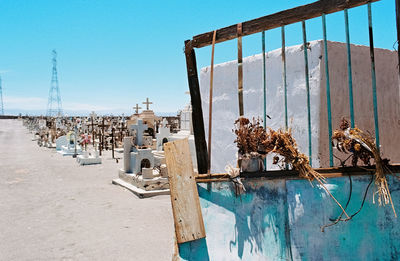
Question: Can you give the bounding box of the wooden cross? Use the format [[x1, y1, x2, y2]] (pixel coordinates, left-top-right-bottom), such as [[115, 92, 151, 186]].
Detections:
[[97, 118, 109, 153], [117, 123, 127, 142], [142, 97, 153, 110], [133, 104, 142, 114]]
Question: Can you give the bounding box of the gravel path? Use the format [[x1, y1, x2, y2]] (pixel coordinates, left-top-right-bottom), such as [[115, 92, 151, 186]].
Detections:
[[0, 119, 174, 261]]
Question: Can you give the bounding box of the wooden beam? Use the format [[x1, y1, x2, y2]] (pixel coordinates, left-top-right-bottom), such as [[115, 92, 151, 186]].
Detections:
[[184, 41, 208, 174], [164, 139, 206, 244], [196, 164, 400, 182], [189, 0, 380, 49]]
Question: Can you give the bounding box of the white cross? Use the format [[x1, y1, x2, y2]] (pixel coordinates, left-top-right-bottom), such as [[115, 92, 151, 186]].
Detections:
[[90, 111, 97, 119], [130, 119, 148, 146]]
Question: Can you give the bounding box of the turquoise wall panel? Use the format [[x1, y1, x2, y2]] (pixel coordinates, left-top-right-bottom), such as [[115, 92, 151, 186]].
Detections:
[[178, 175, 400, 260]]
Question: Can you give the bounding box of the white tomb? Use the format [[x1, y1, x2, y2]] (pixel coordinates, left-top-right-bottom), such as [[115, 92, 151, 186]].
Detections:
[[77, 150, 101, 165], [113, 119, 169, 198], [156, 118, 171, 151], [58, 131, 82, 156], [56, 135, 68, 151], [168, 103, 198, 170]]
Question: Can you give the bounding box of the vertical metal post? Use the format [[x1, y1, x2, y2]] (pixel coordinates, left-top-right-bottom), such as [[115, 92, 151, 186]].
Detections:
[[344, 9, 355, 128], [207, 30, 216, 173], [397, 0, 400, 84], [302, 21, 313, 166], [237, 23, 244, 116], [102, 117, 105, 151], [322, 14, 334, 167], [262, 31, 267, 169], [368, 3, 380, 151], [281, 26, 288, 130], [91, 117, 95, 146], [262, 31, 267, 129], [73, 126, 77, 158], [112, 127, 115, 159]]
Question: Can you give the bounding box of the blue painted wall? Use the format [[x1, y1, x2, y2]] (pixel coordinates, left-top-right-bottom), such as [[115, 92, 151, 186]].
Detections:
[[178, 175, 400, 260]]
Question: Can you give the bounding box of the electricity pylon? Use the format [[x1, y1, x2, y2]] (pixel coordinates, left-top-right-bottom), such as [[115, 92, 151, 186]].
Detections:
[[46, 50, 63, 117]]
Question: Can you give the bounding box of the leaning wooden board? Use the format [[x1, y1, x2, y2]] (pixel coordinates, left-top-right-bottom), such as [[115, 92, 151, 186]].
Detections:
[[164, 138, 206, 243]]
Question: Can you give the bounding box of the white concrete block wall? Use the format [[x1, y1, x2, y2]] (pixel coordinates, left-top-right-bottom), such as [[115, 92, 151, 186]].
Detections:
[[200, 40, 323, 173]]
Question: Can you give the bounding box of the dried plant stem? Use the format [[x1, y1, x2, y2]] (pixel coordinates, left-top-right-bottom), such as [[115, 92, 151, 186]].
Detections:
[[333, 119, 396, 217], [316, 178, 350, 219], [385, 178, 397, 218]]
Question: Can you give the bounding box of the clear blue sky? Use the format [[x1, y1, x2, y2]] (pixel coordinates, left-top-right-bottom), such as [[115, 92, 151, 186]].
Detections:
[[0, 0, 396, 115]]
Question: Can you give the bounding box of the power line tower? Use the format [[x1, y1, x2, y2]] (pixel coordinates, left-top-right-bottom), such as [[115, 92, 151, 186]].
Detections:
[[46, 49, 63, 117], [0, 76, 4, 115]]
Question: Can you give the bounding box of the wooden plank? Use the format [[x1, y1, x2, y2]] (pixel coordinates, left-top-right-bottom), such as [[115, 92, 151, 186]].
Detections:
[[196, 164, 400, 182], [184, 41, 208, 174], [164, 138, 206, 244], [188, 0, 380, 49]]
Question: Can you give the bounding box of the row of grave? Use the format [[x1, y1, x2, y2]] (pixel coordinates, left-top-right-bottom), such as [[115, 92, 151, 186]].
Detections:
[[23, 101, 196, 197]]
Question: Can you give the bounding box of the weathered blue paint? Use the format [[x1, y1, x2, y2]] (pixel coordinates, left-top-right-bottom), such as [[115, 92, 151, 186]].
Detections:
[[178, 175, 400, 260]]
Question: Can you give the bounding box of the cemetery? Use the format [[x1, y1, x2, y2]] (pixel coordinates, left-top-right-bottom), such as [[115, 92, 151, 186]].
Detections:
[[2, 0, 400, 260]]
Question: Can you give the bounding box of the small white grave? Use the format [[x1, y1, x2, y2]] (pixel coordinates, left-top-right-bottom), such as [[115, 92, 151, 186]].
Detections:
[[57, 131, 82, 156], [77, 150, 101, 165], [56, 135, 68, 151], [113, 119, 170, 198], [156, 118, 171, 151]]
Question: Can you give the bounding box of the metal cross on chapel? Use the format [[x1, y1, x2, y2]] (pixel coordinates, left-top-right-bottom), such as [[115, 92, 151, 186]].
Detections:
[[142, 97, 153, 110]]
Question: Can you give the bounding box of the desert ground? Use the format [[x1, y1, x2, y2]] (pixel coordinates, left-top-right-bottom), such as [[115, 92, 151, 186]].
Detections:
[[0, 119, 174, 260]]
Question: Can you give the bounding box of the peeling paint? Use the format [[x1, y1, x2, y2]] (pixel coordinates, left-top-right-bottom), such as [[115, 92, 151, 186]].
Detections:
[[178, 175, 400, 260]]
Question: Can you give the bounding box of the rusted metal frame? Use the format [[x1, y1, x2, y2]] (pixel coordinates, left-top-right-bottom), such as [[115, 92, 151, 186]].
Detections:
[[190, 0, 380, 49], [184, 40, 209, 174], [207, 30, 216, 173]]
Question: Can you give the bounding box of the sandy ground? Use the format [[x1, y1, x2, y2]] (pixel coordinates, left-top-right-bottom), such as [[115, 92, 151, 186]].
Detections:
[[0, 119, 174, 261]]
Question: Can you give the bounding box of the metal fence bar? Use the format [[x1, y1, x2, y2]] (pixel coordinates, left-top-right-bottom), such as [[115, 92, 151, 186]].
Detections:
[[262, 31, 267, 169], [302, 21, 312, 166], [237, 23, 244, 116], [207, 30, 216, 173], [281, 26, 288, 130], [396, 0, 400, 85], [322, 14, 334, 167], [344, 9, 355, 128], [367, 3, 380, 151], [262, 31, 267, 129]]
